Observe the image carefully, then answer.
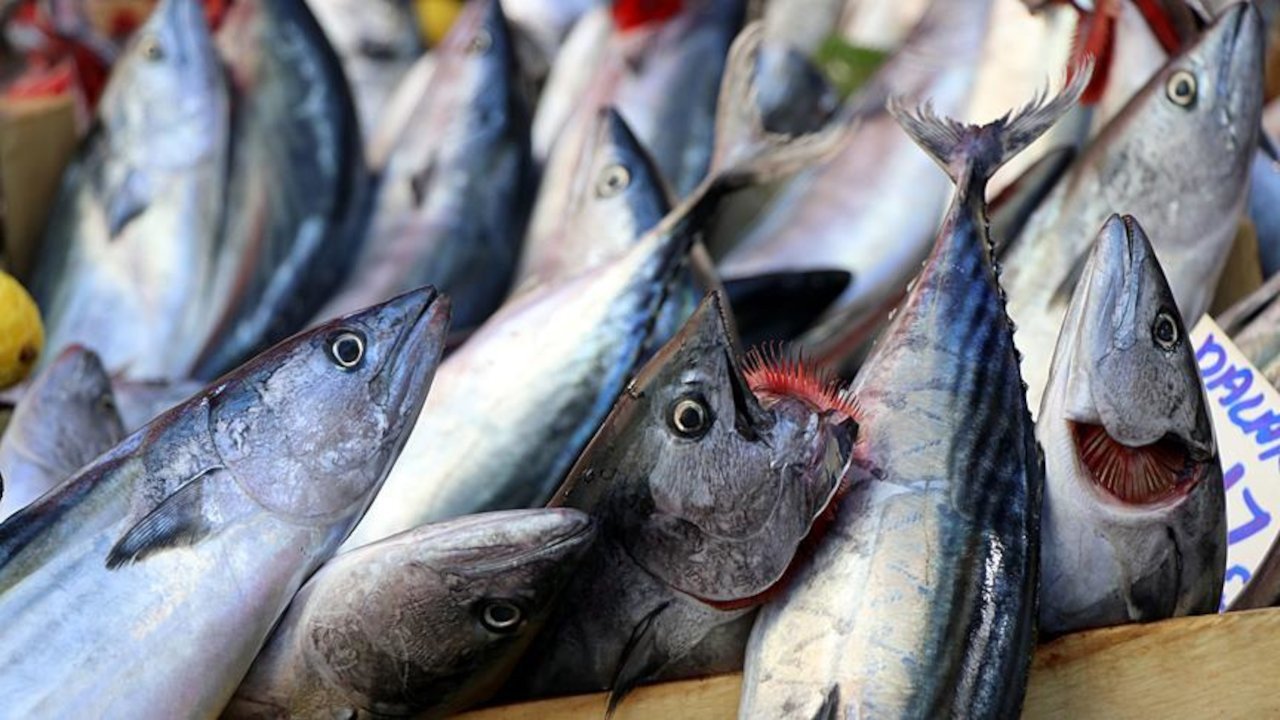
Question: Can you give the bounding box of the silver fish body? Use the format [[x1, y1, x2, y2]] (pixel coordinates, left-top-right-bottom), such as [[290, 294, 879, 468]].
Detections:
[[1037, 214, 1224, 637], [0, 287, 449, 718], [315, 0, 535, 330], [741, 74, 1078, 719], [111, 377, 206, 433], [1003, 3, 1264, 415], [507, 292, 853, 706], [0, 345, 123, 522], [193, 0, 372, 380], [30, 0, 228, 380], [226, 508, 596, 720]]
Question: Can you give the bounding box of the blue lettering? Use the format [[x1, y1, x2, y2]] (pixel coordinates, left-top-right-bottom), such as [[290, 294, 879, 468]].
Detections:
[[1223, 462, 1244, 491], [1228, 487, 1272, 545], [1222, 565, 1251, 612], [1228, 392, 1266, 427], [1197, 334, 1228, 379], [1209, 365, 1254, 407]]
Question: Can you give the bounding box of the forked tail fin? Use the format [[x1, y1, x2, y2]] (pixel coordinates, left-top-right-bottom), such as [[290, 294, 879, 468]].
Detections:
[[887, 60, 1092, 187]]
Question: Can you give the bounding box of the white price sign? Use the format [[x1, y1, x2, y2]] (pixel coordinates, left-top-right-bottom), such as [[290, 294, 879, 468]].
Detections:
[[1191, 316, 1280, 609]]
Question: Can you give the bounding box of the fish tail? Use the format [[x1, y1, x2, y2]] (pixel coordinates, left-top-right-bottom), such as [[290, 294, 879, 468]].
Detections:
[[887, 59, 1092, 188], [706, 21, 847, 188]]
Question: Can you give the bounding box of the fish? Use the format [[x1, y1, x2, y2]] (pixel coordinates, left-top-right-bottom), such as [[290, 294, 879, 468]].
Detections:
[[0, 345, 124, 522], [1037, 213, 1224, 637], [1002, 3, 1264, 416], [28, 0, 228, 380], [717, 0, 993, 368], [0, 286, 449, 718], [502, 0, 604, 91], [504, 292, 856, 708], [740, 71, 1081, 719], [313, 0, 534, 330], [753, 0, 841, 135], [225, 508, 596, 720], [528, 4, 613, 164], [342, 21, 848, 550], [304, 0, 423, 148], [192, 0, 372, 380], [514, 105, 671, 289]]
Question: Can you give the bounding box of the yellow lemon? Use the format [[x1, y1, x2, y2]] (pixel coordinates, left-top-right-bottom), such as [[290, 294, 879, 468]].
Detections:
[[0, 270, 43, 389], [416, 0, 464, 45]]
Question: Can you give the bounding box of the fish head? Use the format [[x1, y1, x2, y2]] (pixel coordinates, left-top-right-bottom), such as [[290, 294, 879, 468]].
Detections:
[[102, 0, 224, 154], [437, 0, 528, 167], [1059, 215, 1215, 504], [305, 509, 595, 716], [558, 293, 855, 607], [209, 288, 450, 521], [17, 345, 124, 460], [570, 107, 672, 253], [1140, 2, 1263, 179]]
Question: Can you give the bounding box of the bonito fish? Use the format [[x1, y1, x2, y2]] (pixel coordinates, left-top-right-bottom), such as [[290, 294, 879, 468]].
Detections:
[[1037, 213, 1223, 637], [740, 70, 1082, 719], [226, 509, 596, 719], [0, 287, 449, 718], [29, 0, 228, 379]]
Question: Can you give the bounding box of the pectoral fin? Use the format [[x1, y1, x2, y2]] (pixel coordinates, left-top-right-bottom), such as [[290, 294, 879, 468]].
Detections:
[[106, 466, 230, 569], [606, 602, 671, 718], [105, 170, 153, 239]]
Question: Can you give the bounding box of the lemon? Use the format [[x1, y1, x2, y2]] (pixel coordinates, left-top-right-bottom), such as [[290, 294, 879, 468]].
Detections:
[[0, 270, 43, 389], [416, 0, 464, 45]]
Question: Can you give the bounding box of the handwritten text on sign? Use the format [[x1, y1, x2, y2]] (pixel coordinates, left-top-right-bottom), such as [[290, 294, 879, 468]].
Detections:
[[1192, 316, 1280, 609]]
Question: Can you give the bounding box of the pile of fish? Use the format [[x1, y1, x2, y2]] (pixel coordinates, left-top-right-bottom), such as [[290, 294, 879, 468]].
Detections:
[[2, 0, 1279, 716]]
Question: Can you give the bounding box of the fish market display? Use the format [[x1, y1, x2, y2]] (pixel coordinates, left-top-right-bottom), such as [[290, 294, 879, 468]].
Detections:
[[1037, 213, 1224, 637], [193, 0, 371, 380], [1003, 3, 1264, 414], [227, 508, 595, 720], [740, 72, 1078, 718], [0, 288, 448, 717], [29, 0, 228, 379], [0, 0, 1269, 716], [508, 292, 855, 705], [316, 0, 534, 329], [0, 345, 123, 521]]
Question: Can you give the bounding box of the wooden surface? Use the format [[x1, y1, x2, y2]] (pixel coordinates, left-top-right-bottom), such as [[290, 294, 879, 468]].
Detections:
[[461, 608, 1280, 719], [0, 96, 77, 281]]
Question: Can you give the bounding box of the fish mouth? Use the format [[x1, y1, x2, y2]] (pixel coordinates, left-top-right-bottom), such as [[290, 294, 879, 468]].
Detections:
[[1212, 3, 1262, 126], [1070, 421, 1211, 506], [372, 288, 451, 436]]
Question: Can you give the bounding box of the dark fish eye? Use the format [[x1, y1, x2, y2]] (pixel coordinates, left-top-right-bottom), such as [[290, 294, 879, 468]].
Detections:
[[1165, 70, 1197, 108], [595, 164, 632, 198], [669, 395, 712, 439], [139, 35, 164, 61], [1153, 310, 1179, 350], [328, 331, 365, 369], [98, 395, 116, 414], [479, 600, 523, 633], [469, 29, 493, 54]]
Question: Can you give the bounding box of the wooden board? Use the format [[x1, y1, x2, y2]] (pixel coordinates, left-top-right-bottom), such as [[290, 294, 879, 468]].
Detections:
[[461, 608, 1280, 719], [0, 96, 77, 282]]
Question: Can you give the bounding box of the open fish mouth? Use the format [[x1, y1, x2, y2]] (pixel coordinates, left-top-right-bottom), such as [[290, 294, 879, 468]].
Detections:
[[1071, 421, 1211, 506]]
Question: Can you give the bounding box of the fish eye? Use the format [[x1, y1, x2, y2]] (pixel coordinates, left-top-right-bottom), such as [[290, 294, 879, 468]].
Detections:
[[479, 600, 523, 633], [328, 331, 366, 369], [595, 164, 632, 198], [469, 29, 493, 54], [1152, 310, 1180, 350], [138, 35, 164, 61], [98, 394, 116, 414], [669, 395, 712, 439], [1165, 70, 1197, 108]]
